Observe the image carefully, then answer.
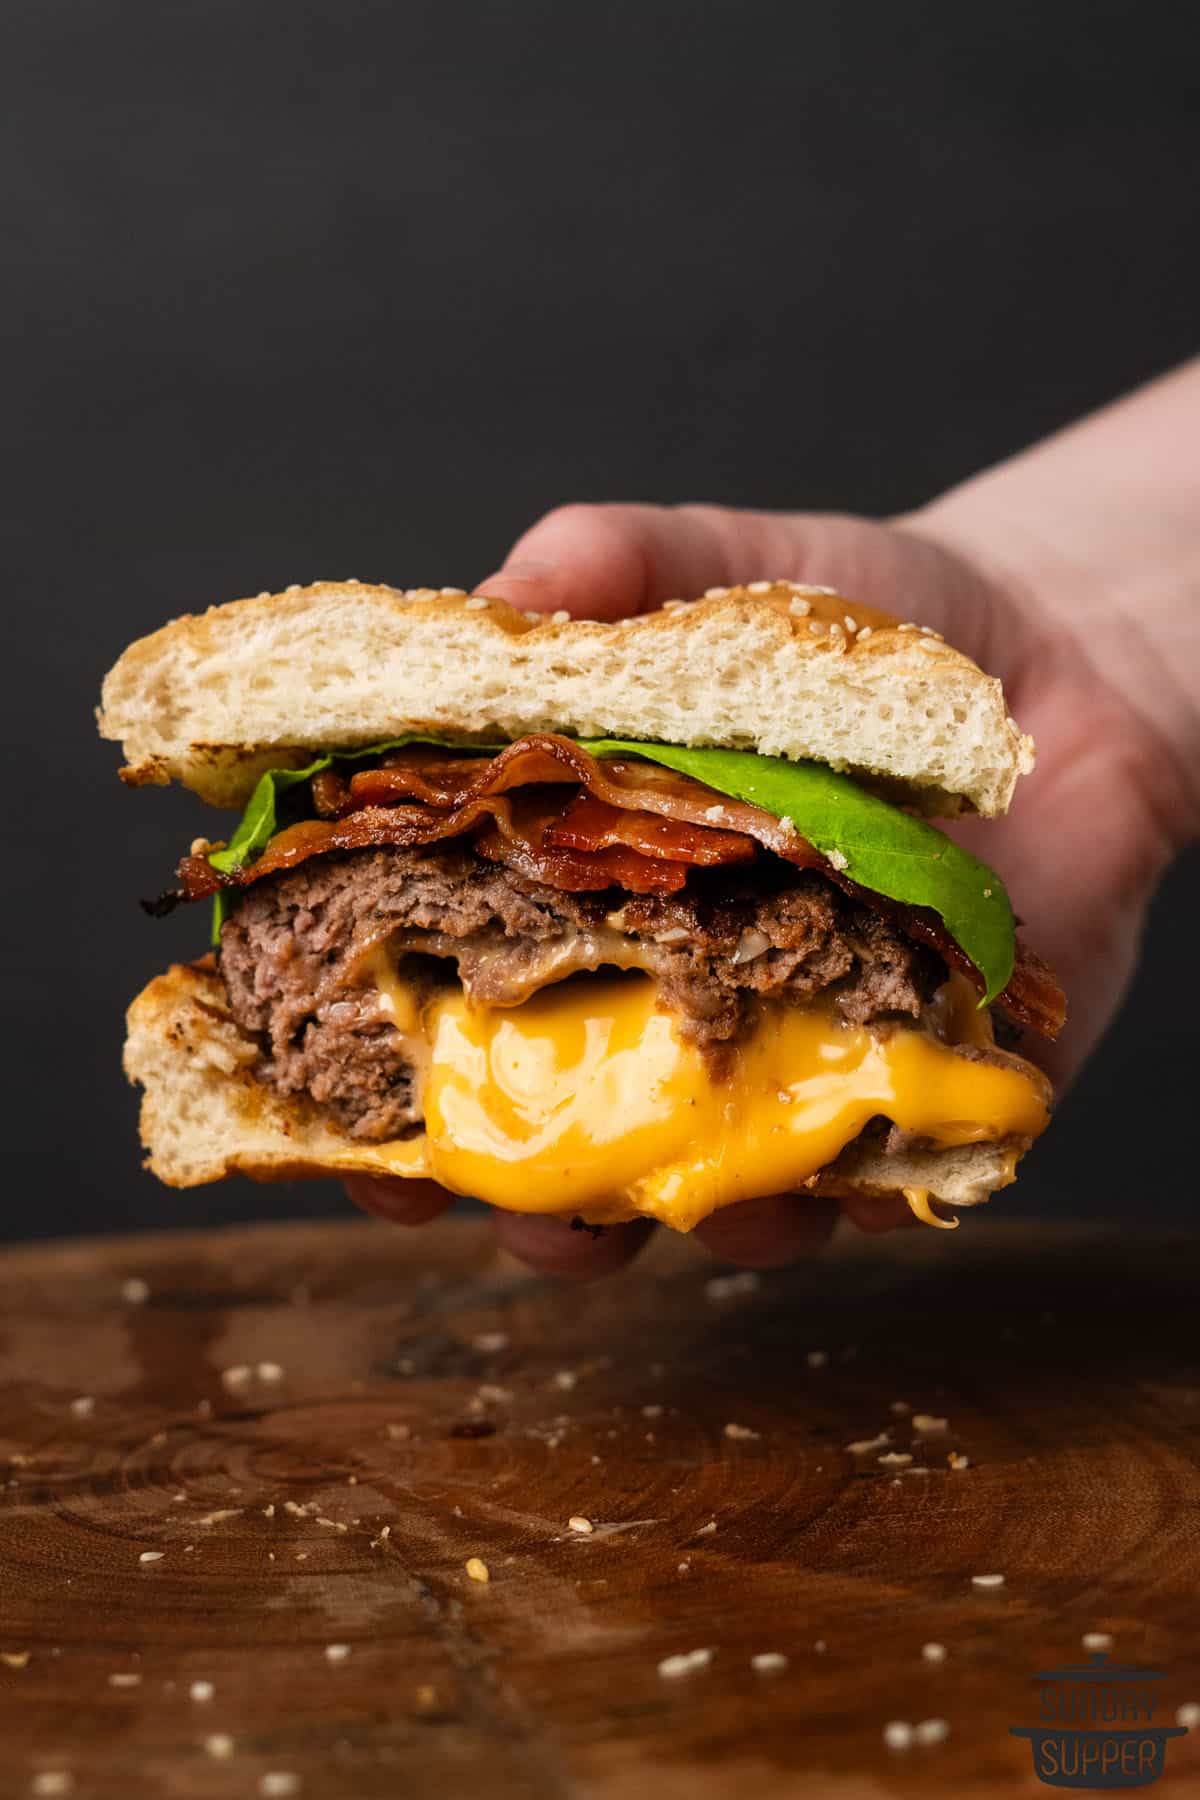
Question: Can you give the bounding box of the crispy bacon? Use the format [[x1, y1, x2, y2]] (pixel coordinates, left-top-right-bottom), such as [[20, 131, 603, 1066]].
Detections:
[[178, 733, 1065, 1038]]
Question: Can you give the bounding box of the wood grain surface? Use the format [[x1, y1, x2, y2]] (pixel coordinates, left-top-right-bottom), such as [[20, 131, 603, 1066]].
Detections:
[[1, 1215, 1199, 1799]]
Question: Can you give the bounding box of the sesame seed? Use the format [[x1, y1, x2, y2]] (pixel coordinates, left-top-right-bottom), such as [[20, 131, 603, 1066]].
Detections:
[[806, 1350, 828, 1369], [204, 1734, 234, 1759], [465, 1557, 490, 1583], [463, 596, 489, 611], [641, 1404, 663, 1419], [678, 1560, 690, 1573], [69, 1396, 95, 1418], [704, 586, 730, 598], [121, 1277, 150, 1305], [915, 1718, 950, 1746], [922, 1642, 947, 1663], [2, 1651, 30, 1669], [789, 596, 812, 616], [845, 1433, 891, 1454], [550, 609, 570, 625], [724, 1422, 760, 1440], [857, 624, 872, 638], [198, 1509, 242, 1526], [256, 1362, 284, 1383], [1083, 1632, 1114, 1653], [814, 1639, 827, 1653], [285, 584, 302, 595], [658, 1648, 712, 1679], [190, 1680, 214, 1702], [472, 1331, 508, 1353], [912, 1414, 949, 1435], [971, 1573, 1005, 1588], [949, 1452, 971, 1470], [1176, 1702, 1200, 1728], [107, 1672, 141, 1688], [704, 1271, 759, 1302], [746, 580, 773, 594], [553, 1369, 578, 1391], [696, 1520, 718, 1536], [440, 586, 466, 596], [919, 625, 942, 637], [918, 636, 941, 650], [898, 621, 917, 631], [751, 1652, 789, 1673], [324, 1644, 351, 1663], [807, 620, 824, 634], [138, 1551, 164, 1564], [568, 1516, 594, 1535], [662, 598, 688, 611], [883, 1721, 913, 1751], [259, 1776, 301, 1797], [221, 1364, 252, 1389], [878, 1452, 913, 1467], [32, 1776, 74, 1796]]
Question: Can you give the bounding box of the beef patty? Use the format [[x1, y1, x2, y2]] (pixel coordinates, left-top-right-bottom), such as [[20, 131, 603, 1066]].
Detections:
[[218, 843, 944, 1140]]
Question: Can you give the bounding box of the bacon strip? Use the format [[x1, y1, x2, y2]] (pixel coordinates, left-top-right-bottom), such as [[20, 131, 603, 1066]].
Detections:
[[180, 734, 1065, 1037]]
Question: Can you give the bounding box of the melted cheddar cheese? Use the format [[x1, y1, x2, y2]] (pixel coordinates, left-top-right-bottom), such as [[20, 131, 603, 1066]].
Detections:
[[364, 972, 1048, 1231]]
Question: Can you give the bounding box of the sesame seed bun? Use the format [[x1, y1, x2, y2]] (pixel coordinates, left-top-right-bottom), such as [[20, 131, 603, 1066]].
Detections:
[[99, 580, 1033, 817], [124, 959, 1033, 1220]]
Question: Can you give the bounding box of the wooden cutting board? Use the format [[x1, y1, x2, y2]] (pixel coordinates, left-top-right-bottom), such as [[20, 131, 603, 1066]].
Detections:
[[1, 1215, 1198, 1798]]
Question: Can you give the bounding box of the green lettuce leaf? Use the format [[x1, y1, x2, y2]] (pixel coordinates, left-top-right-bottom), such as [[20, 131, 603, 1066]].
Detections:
[[207, 736, 1014, 1000]]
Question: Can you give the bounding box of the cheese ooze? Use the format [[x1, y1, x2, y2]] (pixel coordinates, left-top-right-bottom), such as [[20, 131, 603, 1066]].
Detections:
[[368, 973, 1048, 1231]]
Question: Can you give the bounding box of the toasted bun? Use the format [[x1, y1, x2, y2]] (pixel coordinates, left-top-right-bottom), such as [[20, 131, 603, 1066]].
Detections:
[[100, 580, 1032, 817], [125, 961, 1027, 1221]]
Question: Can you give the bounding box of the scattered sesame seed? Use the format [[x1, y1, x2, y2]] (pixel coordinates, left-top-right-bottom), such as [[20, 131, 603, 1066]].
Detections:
[[259, 1776, 300, 1797], [568, 1516, 594, 1535], [641, 1404, 663, 1419], [704, 1271, 759, 1302], [696, 1520, 718, 1537], [472, 1331, 508, 1353], [807, 620, 824, 634], [857, 624, 872, 639], [190, 1680, 214, 1702], [883, 1721, 913, 1751], [915, 1717, 950, 1745], [550, 609, 570, 625], [386, 1422, 411, 1441], [463, 595, 489, 611], [919, 625, 942, 638], [918, 637, 941, 651], [751, 1653, 789, 1674], [845, 1433, 891, 1454], [198, 1509, 242, 1527], [843, 615, 858, 633], [553, 1370, 577, 1391], [879, 1452, 913, 1467], [465, 1557, 490, 1584], [32, 1775, 74, 1796], [898, 621, 917, 631], [440, 586, 466, 597], [285, 584, 302, 595], [1083, 1632, 1114, 1653], [121, 1277, 150, 1305], [257, 1362, 284, 1384], [1, 1651, 30, 1669], [221, 1364, 252, 1389], [806, 1350, 829, 1369], [971, 1573, 1005, 1588], [138, 1551, 164, 1564], [746, 580, 773, 594], [922, 1642, 947, 1663], [814, 1639, 827, 1653], [658, 1648, 712, 1679], [677, 1560, 690, 1573], [69, 1396, 95, 1418], [789, 595, 812, 616], [262, 1504, 275, 1519], [704, 586, 730, 598], [314, 1517, 347, 1534], [1176, 1702, 1200, 1729], [724, 1423, 760, 1440], [662, 598, 688, 611], [325, 1644, 351, 1663], [949, 1452, 971, 1470], [826, 849, 848, 872], [107, 1672, 140, 1688], [912, 1414, 949, 1435]]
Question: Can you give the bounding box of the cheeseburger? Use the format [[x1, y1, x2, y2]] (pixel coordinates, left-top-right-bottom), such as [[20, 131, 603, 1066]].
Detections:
[[100, 580, 1064, 1232]]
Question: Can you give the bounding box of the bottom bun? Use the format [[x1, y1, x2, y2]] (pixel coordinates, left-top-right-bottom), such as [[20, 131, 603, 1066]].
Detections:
[[124, 961, 1028, 1222]]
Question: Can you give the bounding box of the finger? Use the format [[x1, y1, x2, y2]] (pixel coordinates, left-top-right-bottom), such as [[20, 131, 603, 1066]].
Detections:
[[838, 1192, 918, 1234], [343, 1176, 457, 1227], [692, 1193, 841, 1268], [490, 1210, 656, 1281], [476, 501, 849, 621]]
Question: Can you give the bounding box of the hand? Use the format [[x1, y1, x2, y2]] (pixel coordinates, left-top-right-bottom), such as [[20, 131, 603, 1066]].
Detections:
[[350, 364, 1200, 1277]]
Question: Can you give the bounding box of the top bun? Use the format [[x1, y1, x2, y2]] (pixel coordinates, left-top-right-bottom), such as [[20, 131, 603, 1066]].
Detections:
[[98, 580, 1033, 816]]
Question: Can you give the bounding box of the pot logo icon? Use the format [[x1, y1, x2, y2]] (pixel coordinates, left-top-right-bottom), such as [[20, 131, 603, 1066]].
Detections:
[[1011, 1652, 1186, 1788]]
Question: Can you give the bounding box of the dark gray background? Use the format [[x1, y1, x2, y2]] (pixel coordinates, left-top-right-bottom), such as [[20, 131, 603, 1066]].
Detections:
[[4, 0, 1197, 1240]]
